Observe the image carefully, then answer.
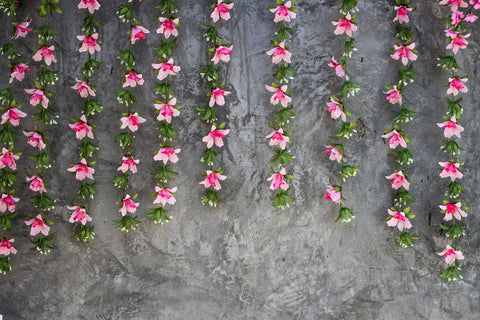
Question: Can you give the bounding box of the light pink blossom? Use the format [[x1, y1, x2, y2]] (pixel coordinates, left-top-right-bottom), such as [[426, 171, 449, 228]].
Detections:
[[130, 25, 149, 45], [438, 245, 464, 265], [0, 238, 16, 256], [154, 186, 177, 206], [266, 128, 289, 150], [267, 168, 289, 191], [439, 0, 468, 12], [446, 30, 470, 54], [325, 145, 342, 163], [393, 5, 413, 24], [78, 0, 100, 14], [67, 158, 95, 181], [437, 117, 464, 138], [451, 11, 465, 27], [203, 125, 230, 148], [325, 185, 341, 203], [270, 1, 296, 23], [440, 202, 467, 221], [265, 84, 291, 107], [72, 78, 95, 98], [465, 13, 478, 22], [23, 131, 46, 150], [1, 107, 26, 126], [67, 205, 92, 225], [212, 45, 233, 65], [69, 115, 94, 140], [385, 85, 402, 105], [25, 88, 49, 108], [332, 13, 357, 37], [9, 63, 29, 83], [32, 46, 56, 66], [117, 155, 139, 173], [27, 175, 46, 193], [385, 171, 409, 190], [153, 147, 181, 165], [157, 17, 179, 39], [15, 20, 32, 39], [123, 70, 144, 88], [25, 214, 50, 236], [439, 162, 463, 181], [154, 98, 180, 123], [120, 112, 146, 132], [382, 130, 407, 149], [200, 171, 227, 190], [328, 57, 347, 79], [0, 194, 19, 213], [152, 58, 181, 81], [0, 148, 19, 170], [119, 194, 139, 216], [391, 43, 417, 65], [447, 77, 468, 96], [211, 0, 234, 23], [266, 42, 292, 64], [471, 0, 480, 9], [386, 209, 412, 231], [326, 97, 346, 121], [77, 33, 101, 54], [209, 87, 231, 107]]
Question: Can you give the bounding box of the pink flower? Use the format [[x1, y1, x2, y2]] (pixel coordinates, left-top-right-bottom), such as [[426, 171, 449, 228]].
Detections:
[[67, 158, 95, 181], [200, 171, 227, 190], [77, 33, 101, 54], [117, 155, 139, 173], [120, 112, 146, 132], [72, 78, 95, 98], [391, 43, 417, 65], [212, 45, 233, 65], [27, 175, 46, 193], [270, 1, 296, 23], [0, 238, 16, 256], [384, 85, 402, 105], [0, 148, 19, 170], [266, 42, 292, 64], [25, 88, 49, 108], [69, 115, 94, 140], [0, 194, 19, 213], [446, 31, 470, 54], [326, 97, 346, 121], [385, 171, 409, 190], [266, 128, 289, 150], [202, 125, 230, 148], [438, 245, 464, 265], [9, 63, 29, 83], [437, 117, 464, 138], [451, 11, 465, 27], [32, 46, 56, 66], [328, 57, 347, 79], [209, 87, 231, 107], [325, 144, 342, 163], [267, 168, 289, 191], [152, 58, 181, 81], [1, 107, 27, 126], [439, 0, 468, 12], [393, 5, 413, 24], [440, 202, 467, 221], [471, 0, 480, 9], [211, 0, 234, 23], [154, 186, 177, 206], [332, 13, 357, 37], [119, 194, 139, 216], [447, 77, 468, 96], [465, 13, 478, 22], [123, 70, 144, 88], [157, 17, 179, 39], [78, 0, 100, 14], [154, 98, 180, 123], [386, 209, 412, 231], [130, 26, 150, 44], [325, 185, 341, 203], [265, 84, 291, 107], [67, 205, 92, 225], [25, 214, 50, 236], [23, 131, 46, 150], [153, 147, 181, 165], [382, 130, 407, 149], [14, 20, 32, 39], [439, 162, 463, 181]]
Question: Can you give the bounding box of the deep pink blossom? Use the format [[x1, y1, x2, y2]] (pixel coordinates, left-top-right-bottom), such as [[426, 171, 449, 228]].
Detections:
[[439, 0, 468, 12], [152, 58, 181, 81], [325, 185, 341, 203], [78, 0, 100, 14], [265, 84, 291, 107], [393, 5, 412, 23], [0, 194, 19, 213], [326, 97, 346, 121], [120, 112, 146, 132], [266, 42, 292, 64], [23, 131, 46, 150], [157, 17, 179, 39], [15, 20, 32, 39], [77, 33, 100, 54], [67, 158, 95, 181], [117, 155, 139, 173], [211, 0, 234, 23], [200, 171, 227, 190], [267, 168, 289, 191], [153, 147, 181, 165], [440, 202, 467, 221], [25, 215, 50, 236], [119, 194, 139, 216], [385, 85, 402, 105], [32, 46, 56, 65], [385, 171, 409, 190], [391, 43, 417, 65], [0, 148, 19, 170], [123, 71, 144, 88], [446, 30, 470, 54], [382, 130, 407, 149], [1, 107, 26, 126], [130, 26, 149, 45], [27, 175, 46, 193], [325, 145, 342, 163], [439, 162, 463, 181], [270, 1, 296, 23], [25, 88, 49, 108], [154, 186, 177, 206], [154, 98, 180, 123], [438, 245, 464, 265], [328, 57, 347, 79], [212, 45, 233, 65], [332, 13, 357, 37], [386, 209, 412, 231], [266, 128, 289, 150], [9, 63, 29, 83], [209, 87, 231, 107], [67, 205, 92, 225], [202, 125, 230, 148], [437, 117, 464, 138], [451, 11, 464, 27], [447, 77, 468, 96], [72, 78, 95, 98], [0, 238, 16, 256], [471, 0, 480, 9], [69, 115, 94, 140]]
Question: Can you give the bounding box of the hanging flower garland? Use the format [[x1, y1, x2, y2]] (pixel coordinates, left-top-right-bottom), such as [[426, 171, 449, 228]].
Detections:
[[324, 0, 360, 222], [383, 0, 418, 247], [265, 0, 297, 209], [198, 0, 233, 207], [148, 0, 181, 224], [436, 0, 478, 281], [113, 0, 148, 232]]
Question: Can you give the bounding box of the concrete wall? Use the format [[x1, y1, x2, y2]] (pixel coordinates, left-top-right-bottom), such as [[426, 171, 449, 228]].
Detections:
[[1, 0, 479, 319]]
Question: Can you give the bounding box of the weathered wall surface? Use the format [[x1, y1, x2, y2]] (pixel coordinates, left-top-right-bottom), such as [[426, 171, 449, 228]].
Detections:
[[1, 0, 479, 319]]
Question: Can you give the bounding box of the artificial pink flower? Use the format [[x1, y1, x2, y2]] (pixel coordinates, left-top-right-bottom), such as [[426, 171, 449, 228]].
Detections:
[[391, 43, 417, 65], [393, 5, 413, 24], [211, 0, 234, 23], [385, 85, 402, 105], [325, 185, 341, 203], [0, 238, 16, 255], [25, 214, 50, 236], [0, 194, 19, 213], [72, 78, 95, 98], [120, 112, 146, 132], [326, 97, 346, 121], [439, 162, 463, 181], [14, 20, 32, 39], [202, 125, 230, 148], [209, 87, 231, 107], [325, 145, 342, 163], [451, 11, 465, 27], [154, 98, 180, 123], [77, 33, 101, 54], [382, 130, 407, 149], [439, 0, 468, 12], [27, 175, 46, 193], [25, 88, 49, 108], [199, 170, 227, 190], [446, 30, 470, 54], [1, 107, 27, 126], [123, 70, 144, 88], [385, 171, 409, 190], [67, 205, 92, 225], [32, 46, 56, 66], [9, 63, 29, 83], [152, 58, 181, 81], [157, 17, 179, 39], [153, 147, 181, 165], [465, 13, 478, 22], [67, 158, 95, 181], [386, 209, 412, 231], [69, 115, 94, 140], [130, 25, 150, 45], [265, 84, 291, 107], [266, 42, 292, 64], [471, 0, 480, 9], [23, 131, 46, 150], [0, 148, 19, 170], [328, 57, 347, 79], [437, 117, 464, 138], [447, 77, 468, 96], [266, 128, 289, 150], [440, 202, 467, 221], [212, 45, 233, 65], [332, 13, 357, 37], [438, 245, 464, 265], [267, 168, 289, 191], [117, 155, 139, 173], [119, 194, 139, 216], [270, 1, 296, 23], [78, 0, 100, 14], [154, 186, 177, 206]]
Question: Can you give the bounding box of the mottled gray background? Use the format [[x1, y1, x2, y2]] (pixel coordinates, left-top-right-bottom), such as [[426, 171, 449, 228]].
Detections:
[[0, 0, 479, 319]]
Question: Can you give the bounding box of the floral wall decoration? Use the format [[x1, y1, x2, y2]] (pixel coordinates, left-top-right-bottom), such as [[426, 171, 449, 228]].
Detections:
[[383, 0, 418, 247], [198, 0, 233, 207], [113, 0, 148, 232], [265, 0, 297, 209], [324, 0, 360, 222]]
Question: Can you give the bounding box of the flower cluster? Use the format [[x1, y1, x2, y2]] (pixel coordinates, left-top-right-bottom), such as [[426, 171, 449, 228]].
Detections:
[[148, 0, 181, 224], [435, 0, 478, 281], [324, 0, 360, 222], [265, 1, 297, 209], [383, 1, 418, 247], [198, 0, 233, 207], [113, 1, 148, 232]]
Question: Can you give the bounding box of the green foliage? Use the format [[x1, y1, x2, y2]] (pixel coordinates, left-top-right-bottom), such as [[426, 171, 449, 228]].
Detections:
[[116, 89, 136, 106], [77, 182, 97, 200], [154, 38, 177, 60], [200, 65, 219, 82], [273, 63, 296, 83], [201, 23, 222, 46], [271, 147, 294, 167], [153, 82, 175, 100], [446, 181, 465, 198], [396, 231, 417, 247], [80, 59, 103, 77], [392, 148, 414, 166], [36, 0, 62, 18], [156, 121, 178, 141], [0, 211, 16, 231], [112, 173, 129, 190], [273, 105, 295, 126], [156, 0, 179, 15], [0, 168, 17, 190], [84, 99, 103, 116], [117, 49, 135, 67], [115, 132, 133, 149], [30, 194, 54, 210], [440, 223, 466, 240], [393, 108, 416, 123], [29, 151, 53, 169], [117, 5, 133, 23], [32, 107, 58, 125], [201, 148, 217, 166], [336, 122, 356, 139], [0, 256, 12, 274], [197, 105, 217, 123], [115, 215, 140, 232], [438, 55, 458, 70], [83, 15, 103, 33], [441, 262, 464, 281], [154, 165, 178, 183], [202, 189, 220, 207], [29, 233, 54, 255], [148, 206, 171, 225], [271, 188, 294, 209], [336, 207, 355, 222], [394, 190, 415, 207], [72, 224, 95, 242]]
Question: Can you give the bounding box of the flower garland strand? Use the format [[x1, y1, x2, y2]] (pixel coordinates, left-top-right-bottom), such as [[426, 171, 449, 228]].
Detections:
[[148, 0, 181, 224], [23, 0, 62, 255], [383, 0, 418, 247], [324, 0, 360, 222], [436, 0, 478, 281], [66, 0, 103, 242], [0, 0, 31, 274], [113, 0, 148, 232], [265, 0, 297, 209], [198, 0, 233, 207]]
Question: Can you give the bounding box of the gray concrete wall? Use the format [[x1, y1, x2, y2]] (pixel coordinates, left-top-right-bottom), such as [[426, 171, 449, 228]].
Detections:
[[1, 0, 479, 319]]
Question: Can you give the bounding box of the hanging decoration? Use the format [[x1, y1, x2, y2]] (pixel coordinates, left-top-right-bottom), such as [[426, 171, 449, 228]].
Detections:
[[198, 0, 233, 207], [324, 0, 360, 222]]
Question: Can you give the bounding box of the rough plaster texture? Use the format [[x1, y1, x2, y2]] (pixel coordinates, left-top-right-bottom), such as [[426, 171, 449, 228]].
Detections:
[[0, 0, 480, 319]]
